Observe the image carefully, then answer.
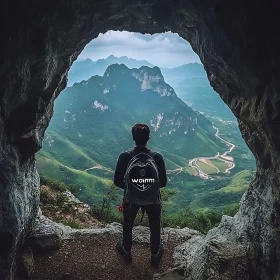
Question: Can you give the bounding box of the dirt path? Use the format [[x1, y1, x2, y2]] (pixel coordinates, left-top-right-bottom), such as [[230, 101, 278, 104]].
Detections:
[[31, 233, 178, 280]]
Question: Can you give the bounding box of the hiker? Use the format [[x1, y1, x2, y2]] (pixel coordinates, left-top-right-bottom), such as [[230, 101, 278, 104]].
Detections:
[[114, 123, 167, 264]]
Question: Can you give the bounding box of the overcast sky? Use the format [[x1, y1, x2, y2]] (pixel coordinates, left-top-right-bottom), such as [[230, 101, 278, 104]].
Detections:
[[78, 31, 201, 68]]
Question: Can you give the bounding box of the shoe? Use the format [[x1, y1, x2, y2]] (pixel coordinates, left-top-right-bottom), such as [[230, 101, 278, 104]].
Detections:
[[151, 243, 164, 265], [116, 240, 132, 262]]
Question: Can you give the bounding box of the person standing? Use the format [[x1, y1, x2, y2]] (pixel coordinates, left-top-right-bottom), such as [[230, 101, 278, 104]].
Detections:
[[114, 123, 167, 264]]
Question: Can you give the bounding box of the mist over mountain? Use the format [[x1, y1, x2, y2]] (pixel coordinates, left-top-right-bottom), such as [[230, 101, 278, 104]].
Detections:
[[161, 63, 206, 82], [161, 64, 234, 120], [69, 55, 205, 87], [68, 55, 153, 86], [68, 56, 234, 120]]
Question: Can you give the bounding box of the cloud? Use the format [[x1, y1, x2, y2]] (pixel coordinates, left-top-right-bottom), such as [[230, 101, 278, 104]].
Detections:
[[78, 31, 201, 68]]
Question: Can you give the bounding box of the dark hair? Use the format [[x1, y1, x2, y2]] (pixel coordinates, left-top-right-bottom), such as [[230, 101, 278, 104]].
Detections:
[[132, 123, 150, 146]]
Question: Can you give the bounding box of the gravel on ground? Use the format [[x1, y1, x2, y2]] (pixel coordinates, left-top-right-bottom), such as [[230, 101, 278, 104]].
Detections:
[[31, 232, 179, 280]]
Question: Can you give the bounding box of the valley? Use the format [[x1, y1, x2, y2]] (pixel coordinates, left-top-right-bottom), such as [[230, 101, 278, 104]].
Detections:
[[36, 56, 256, 216], [82, 125, 235, 180]]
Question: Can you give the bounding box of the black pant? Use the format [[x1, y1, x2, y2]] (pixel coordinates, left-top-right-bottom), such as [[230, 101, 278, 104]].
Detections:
[[122, 203, 162, 255]]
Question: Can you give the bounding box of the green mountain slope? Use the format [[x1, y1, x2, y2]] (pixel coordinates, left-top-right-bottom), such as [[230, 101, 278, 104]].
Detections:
[[161, 64, 235, 121], [36, 155, 115, 205]]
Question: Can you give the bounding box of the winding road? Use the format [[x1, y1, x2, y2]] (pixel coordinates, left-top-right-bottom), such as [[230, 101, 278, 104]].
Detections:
[[187, 126, 236, 179]]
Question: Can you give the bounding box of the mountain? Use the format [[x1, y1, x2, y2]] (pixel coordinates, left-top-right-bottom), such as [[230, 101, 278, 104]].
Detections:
[[161, 63, 206, 83], [173, 77, 234, 120], [105, 55, 154, 68], [38, 64, 228, 181], [68, 55, 153, 86], [69, 57, 234, 120], [68, 58, 204, 87], [161, 63, 235, 120]]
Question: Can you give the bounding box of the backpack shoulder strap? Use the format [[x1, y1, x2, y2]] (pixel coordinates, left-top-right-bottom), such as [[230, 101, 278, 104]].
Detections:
[[125, 149, 136, 158], [125, 149, 157, 160], [147, 149, 157, 158], [125, 149, 131, 155]]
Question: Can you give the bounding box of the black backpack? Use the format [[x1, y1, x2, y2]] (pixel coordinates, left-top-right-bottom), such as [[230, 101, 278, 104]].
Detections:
[[124, 150, 160, 205]]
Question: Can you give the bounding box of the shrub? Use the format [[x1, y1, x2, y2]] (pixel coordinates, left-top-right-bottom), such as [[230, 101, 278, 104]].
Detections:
[[161, 207, 223, 234], [63, 220, 82, 229], [56, 193, 68, 207], [40, 188, 54, 204], [91, 204, 123, 224]]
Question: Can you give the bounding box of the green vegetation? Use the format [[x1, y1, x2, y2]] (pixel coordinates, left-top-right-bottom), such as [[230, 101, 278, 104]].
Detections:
[[165, 170, 254, 213], [168, 75, 234, 121], [91, 200, 239, 235], [216, 170, 252, 193], [37, 155, 253, 216], [162, 204, 240, 234], [37, 155, 114, 205], [38, 172, 244, 234], [91, 205, 123, 224]]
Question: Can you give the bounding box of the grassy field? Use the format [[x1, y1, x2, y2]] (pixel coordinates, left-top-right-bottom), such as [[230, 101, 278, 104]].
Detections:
[[185, 167, 198, 176], [189, 158, 233, 176], [196, 160, 218, 174]]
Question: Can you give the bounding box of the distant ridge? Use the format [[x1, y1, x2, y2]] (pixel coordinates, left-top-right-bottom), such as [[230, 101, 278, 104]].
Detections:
[[68, 55, 204, 86], [68, 55, 153, 86]]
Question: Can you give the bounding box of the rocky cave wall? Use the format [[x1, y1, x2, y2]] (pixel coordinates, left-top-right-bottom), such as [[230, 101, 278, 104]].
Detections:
[[1, 0, 280, 279]]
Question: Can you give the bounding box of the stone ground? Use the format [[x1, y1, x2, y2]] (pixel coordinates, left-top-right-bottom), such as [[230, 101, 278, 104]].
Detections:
[[30, 232, 180, 280]]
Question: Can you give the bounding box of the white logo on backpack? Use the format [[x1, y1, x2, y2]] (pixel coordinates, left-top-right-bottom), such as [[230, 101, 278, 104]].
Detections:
[[125, 152, 159, 192]]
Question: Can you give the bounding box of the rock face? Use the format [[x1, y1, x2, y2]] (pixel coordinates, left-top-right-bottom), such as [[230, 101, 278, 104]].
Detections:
[[29, 212, 122, 250], [15, 247, 34, 280], [0, 154, 39, 279], [1, 0, 280, 279]]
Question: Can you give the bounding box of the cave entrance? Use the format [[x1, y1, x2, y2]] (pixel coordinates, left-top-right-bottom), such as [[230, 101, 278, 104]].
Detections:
[[3, 2, 280, 279], [36, 31, 255, 233]]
